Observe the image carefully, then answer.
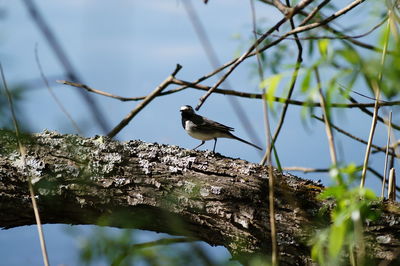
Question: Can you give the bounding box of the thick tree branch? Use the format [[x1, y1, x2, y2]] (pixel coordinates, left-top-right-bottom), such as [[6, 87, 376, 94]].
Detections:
[[0, 131, 399, 264]]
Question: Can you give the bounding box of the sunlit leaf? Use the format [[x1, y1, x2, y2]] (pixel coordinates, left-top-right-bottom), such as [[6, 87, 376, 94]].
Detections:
[[260, 74, 283, 109], [301, 68, 312, 93], [318, 39, 330, 58], [329, 223, 346, 257]]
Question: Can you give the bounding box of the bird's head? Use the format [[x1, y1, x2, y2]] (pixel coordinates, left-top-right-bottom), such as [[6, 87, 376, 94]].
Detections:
[[180, 105, 195, 114]]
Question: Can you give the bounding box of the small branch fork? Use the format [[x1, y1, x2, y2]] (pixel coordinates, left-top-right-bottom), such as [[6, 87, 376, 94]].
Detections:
[[194, 0, 316, 111], [106, 64, 182, 139]]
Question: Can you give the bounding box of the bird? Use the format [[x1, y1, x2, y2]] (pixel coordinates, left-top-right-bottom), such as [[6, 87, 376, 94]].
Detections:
[[180, 105, 262, 152]]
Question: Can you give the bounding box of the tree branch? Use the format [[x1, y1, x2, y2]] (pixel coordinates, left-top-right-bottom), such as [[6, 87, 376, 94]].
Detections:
[[0, 130, 399, 264]]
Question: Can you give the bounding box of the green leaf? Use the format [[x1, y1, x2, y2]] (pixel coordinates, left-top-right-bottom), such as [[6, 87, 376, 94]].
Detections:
[[337, 49, 361, 65], [301, 68, 312, 93], [260, 74, 283, 109], [329, 223, 346, 257], [318, 39, 330, 58]]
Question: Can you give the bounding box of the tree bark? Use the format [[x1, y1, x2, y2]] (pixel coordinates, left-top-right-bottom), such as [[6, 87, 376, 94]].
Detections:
[[0, 130, 399, 265]]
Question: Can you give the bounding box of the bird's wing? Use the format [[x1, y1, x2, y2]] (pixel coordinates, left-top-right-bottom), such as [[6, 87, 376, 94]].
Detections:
[[192, 114, 234, 132]]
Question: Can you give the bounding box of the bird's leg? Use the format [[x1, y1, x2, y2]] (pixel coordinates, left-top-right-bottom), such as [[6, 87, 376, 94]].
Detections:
[[193, 141, 205, 150], [213, 138, 217, 153]]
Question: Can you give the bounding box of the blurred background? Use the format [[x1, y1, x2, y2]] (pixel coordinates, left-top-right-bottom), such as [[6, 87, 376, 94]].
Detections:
[[0, 0, 397, 265]]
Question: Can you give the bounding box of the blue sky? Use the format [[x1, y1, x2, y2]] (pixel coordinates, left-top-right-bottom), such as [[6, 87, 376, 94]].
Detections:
[[0, 0, 394, 264]]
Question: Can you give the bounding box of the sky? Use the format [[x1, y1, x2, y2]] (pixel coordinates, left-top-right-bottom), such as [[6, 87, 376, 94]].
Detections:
[[0, 0, 396, 265]]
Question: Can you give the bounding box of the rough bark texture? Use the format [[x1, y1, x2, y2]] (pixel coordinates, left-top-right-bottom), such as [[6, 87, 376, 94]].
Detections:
[[0, 130, 399, 265]]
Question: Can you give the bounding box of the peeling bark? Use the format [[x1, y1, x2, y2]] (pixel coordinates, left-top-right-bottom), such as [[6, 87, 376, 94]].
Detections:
[[0, 130, 399, 265]]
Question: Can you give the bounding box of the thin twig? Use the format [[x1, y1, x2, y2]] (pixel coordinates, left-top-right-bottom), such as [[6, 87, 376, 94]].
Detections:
[[61, 78, 400, 109], [315, 68, 337, 166], [388, 168, 396, 201], [249, 1, 278, 264], [271, 0, 289, 14], [381, 112, 392, 198], [22, 0, 111, 133], [264, 0, 304, 166], [312, 115, 398, 158], [284, 165, 400, 193], [195, 0, 315, 111], [261, 0, 390, 54], [360, 15, 390, 188], [360, 81, 381, 188], [254, 1, 367, 57], [299, 0, 331, 26], [107, 64, 182, 138], [271, 17, 386, 41], [195, 15, 288, 111], [57, 80, 147, 101], [35, 45, 82, 134], [339, 86, 400, 131], [1, 63, 50, 266]]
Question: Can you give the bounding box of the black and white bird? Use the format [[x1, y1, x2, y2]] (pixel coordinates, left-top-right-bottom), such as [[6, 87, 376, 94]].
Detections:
[[180, 105, 262, 152]]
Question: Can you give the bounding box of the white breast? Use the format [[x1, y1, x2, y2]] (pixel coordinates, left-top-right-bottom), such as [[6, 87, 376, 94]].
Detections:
[[184, 120, 229, 140]]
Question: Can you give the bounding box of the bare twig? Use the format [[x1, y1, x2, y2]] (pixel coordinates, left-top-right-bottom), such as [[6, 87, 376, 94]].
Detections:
[[1, 63, 50, 266], [388, 168, 396, 201], [22, 0, 111, 133], [312, 115, 398, 158], [381, 111, 393, 198], [259, 0, 389, 53], [57, 80, 148, 102], [61, 78, 400, 109], [271, 0, 289, 14], [315, 68, 337, 166], [271, 17, 387, 41], [360, 82, 381, 188], [284, 165, 400, 193], [254, 0, 367, 57], [249, 1, 277, 264], [265, 0, 304, 166], [35, 45, 82, 134], [107, 64, 182, 138], [299, 0, 331, 26], [339, 86, 400, 131], [195, 15, 287, 111], [360, 15, 390, 188], [195, 0, 315, 111]]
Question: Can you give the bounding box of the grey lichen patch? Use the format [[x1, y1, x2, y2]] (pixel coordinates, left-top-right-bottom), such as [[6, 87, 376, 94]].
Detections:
[[10, 154, 46, 184], [143, 177, 161, 189], [114, 177, 129, 187], [234, 162, 260, 177], [376, 235, 393, 244], [76, 197, 87, 207], [277, 232, 295, 245], [138, 158, 156, 175], [233, 206, 255, 229], [210, 186, 222, 195], [162, 154, 196, 173], [101, 153, 122, 172], [135, 144, 161, 176], [206, 203, 228, 218], [200, 187, 209, 197], [127, 193, 144, 205], [183, 181, 196, 193], [89, 152, 122, 175], [52, 163, 80, 179]]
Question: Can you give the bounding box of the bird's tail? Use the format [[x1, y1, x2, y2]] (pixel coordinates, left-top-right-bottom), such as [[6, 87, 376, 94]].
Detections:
[[230, 134, 263, 150]]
